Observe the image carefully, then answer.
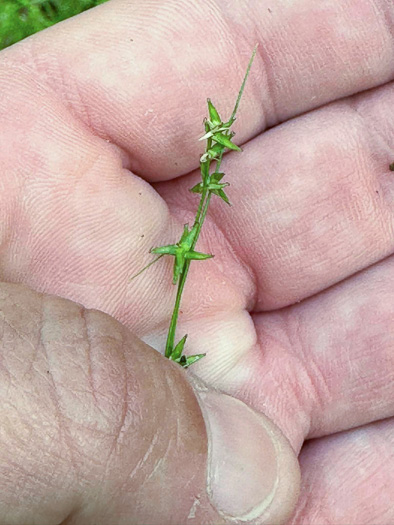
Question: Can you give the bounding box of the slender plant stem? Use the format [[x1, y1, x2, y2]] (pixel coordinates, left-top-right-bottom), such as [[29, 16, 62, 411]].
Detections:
[[193, 186, 209, 227], [164, 152, 223, 357], [230, 44, 258, 124], [164, 190, 211, 358], [193, 136, 213, 226], [191, 152, 224, 246], [165, 263, 189, 357], [150, 47, 257, 365], [129, 255, 164, 281]]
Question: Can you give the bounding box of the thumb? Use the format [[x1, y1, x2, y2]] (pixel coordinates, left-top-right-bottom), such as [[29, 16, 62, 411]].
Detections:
[[0, 282, 300, 525]]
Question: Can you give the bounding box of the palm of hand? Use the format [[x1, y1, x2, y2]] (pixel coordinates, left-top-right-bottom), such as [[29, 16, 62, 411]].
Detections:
[[1, 1, 394, 522]]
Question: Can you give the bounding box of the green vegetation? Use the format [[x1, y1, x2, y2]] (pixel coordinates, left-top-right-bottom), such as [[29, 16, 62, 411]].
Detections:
[[131, 46, 258, 367], [0, 0, 108, 50]]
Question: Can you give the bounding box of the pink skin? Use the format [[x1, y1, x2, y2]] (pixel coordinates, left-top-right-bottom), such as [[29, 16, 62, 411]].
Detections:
[[1, 0, 394, 522]]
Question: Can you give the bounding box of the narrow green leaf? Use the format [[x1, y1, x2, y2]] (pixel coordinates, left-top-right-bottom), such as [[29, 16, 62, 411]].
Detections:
[[213, 133, 241, 152], [207, 99, 221, 126], [221, 119, 234, 129], [210, 172, 225, 183], [179, 224, 191, 244], [208, 182, 229, 190], [181, 354, 206, 368], [169, 334, 188, 360], [190, 182, 203, 193], [215, 188, 231, 206], [129, 254, 164, 281], [185, 250, 213, 261], [183, 223, 198, 248], [199, 130, 214, 141], [151, 245, 177, 255], [229, 43, 258, 123]]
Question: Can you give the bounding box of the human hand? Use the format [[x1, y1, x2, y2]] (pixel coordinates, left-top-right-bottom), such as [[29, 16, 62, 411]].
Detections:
[[1, 1, 393, 523]]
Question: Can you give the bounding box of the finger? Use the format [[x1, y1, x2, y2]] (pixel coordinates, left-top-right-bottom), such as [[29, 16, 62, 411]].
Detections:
[[289, 418, 394, 525], [159, 80, 394, 309], [0, 282, 300, 525], [0, 61, 172, 325], [186, 255, 394, 453], [3, 0, 394, 180], [0, 60, 237, 337]]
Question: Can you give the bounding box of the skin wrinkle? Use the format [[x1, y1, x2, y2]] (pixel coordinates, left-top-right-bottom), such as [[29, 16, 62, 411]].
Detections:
[[144, 443, 167, 483], [0, 314, 35, 389], [253, 31, 277, 128], [28, 38, 94, 139], [343, 98, 394, 240], [298, 325, 337, 435], [127, 429, 160, 484], [204, 213, 258, 313], [107, 340, 138, 486], [281, 368, 313, 445], [39, 294, 80, 482], [287, 491, 308, 525], [1, 305, 18, 398], [114, 347, 175, 494], [117, 331, 141, 429], [59, 507, 79, 525], [81, 308, 100, 410], [305, 359, 333, 428], [72, 148, 107, 192], [289, 311, 333, 417], [20, 293, 43, 384], [107, 327, 129, 456], [346, 96, 394, 168], [0, 315, 37, 358], [376, 0, 394, 48], [251, 319, 313, 447], [208, 317, 258, 386], [98, 372, 132, 506], [173, 380, 183, 451], [72, 69, 97, 135], [0, 289, 82, 522], [116, 384, 169, 502]]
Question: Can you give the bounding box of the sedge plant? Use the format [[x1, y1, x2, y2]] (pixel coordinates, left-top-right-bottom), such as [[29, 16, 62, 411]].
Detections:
[[131, 46, 258, 367]]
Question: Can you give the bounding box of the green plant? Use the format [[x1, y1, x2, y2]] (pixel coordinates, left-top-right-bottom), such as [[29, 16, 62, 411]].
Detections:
[[131, 46, 257, 367], [0, 0, 108, 50]]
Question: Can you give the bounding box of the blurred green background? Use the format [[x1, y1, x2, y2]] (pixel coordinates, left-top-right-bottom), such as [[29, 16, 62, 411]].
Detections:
[[0, 0, 109, 50]]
